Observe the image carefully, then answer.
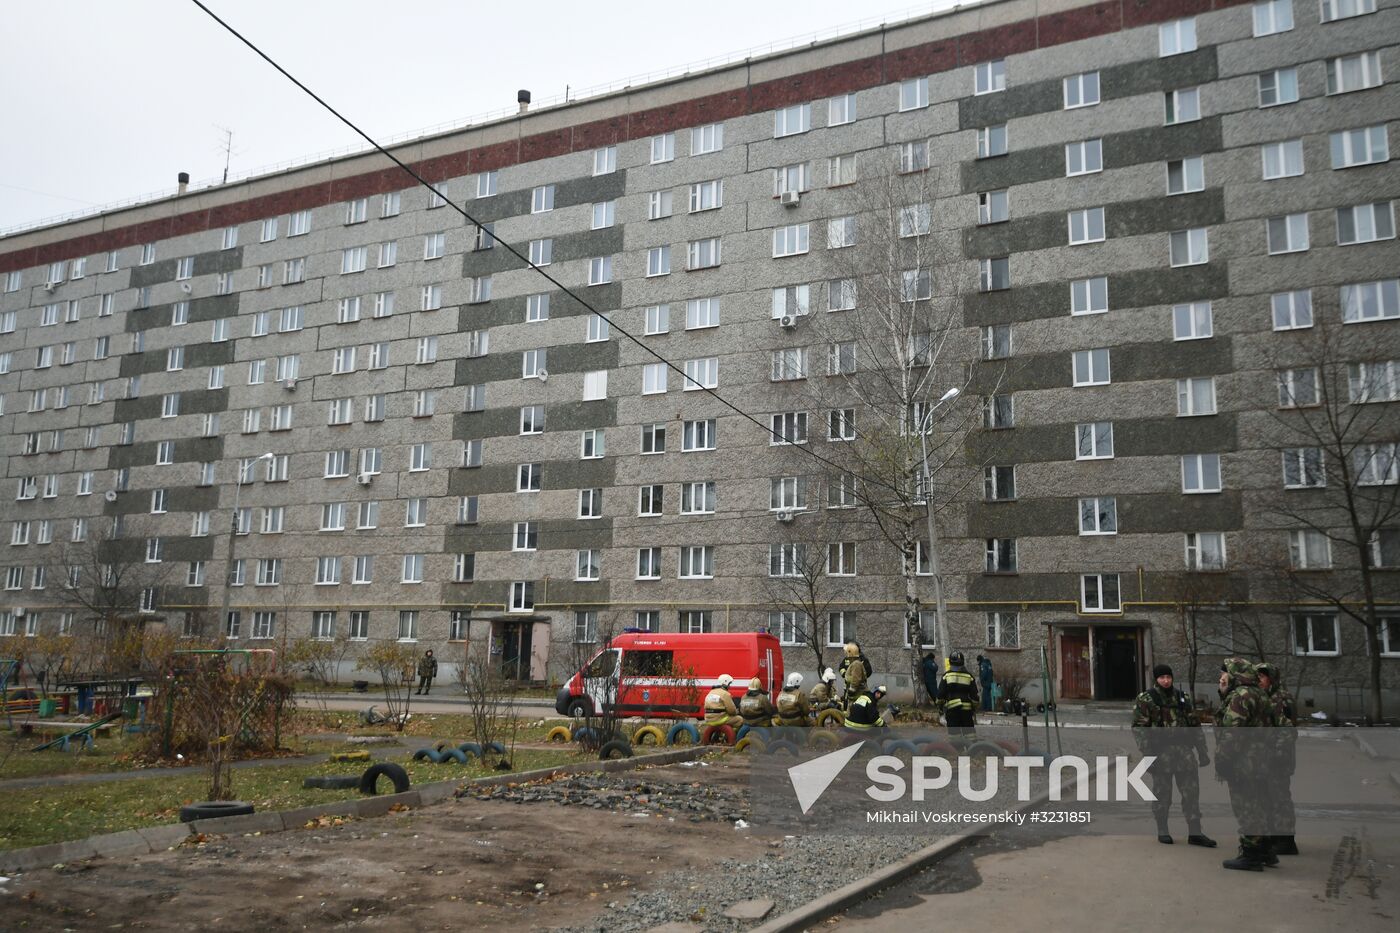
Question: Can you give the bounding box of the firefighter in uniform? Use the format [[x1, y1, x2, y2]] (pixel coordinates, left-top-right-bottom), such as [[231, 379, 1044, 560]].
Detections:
[[703, 673, 741, 727], [739, 676, 776, 728], [810, 667, 841, 710], [838, 642, 872, 704], [844, 684, 895, 731], [937, 652, 979, 741], [775, 672, 810, 727]]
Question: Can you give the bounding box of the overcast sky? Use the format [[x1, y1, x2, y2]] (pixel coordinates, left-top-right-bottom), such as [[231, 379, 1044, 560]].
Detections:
[[0, 0, 960, 233]]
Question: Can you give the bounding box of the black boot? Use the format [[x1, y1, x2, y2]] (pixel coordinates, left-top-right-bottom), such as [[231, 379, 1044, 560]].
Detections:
[[1259, 840, 1280, 867], [1222, 847, 1264, 872], [1274, 835, 1299, 855], [1156, 817, 1172, 844], [1187, 830, 1217, 848]]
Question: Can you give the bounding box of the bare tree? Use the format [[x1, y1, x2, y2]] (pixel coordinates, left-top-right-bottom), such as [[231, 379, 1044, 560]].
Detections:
[[1262, 308, 1400, 721], [763, 521, 847, 674], [355, 641, 416, 731], [461, 656, 521, 767], [792, 150, 994, 700]]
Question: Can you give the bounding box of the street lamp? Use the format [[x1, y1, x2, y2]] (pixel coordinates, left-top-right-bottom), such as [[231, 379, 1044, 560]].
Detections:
[[219, 452, 274, 636], [919, 387, 960, 675]]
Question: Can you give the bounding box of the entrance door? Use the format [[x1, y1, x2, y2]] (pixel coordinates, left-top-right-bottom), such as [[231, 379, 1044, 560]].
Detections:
[[498, 622, 532, 681], [1095, 627, 1141, 700], [1060, 630, 1092, 699]]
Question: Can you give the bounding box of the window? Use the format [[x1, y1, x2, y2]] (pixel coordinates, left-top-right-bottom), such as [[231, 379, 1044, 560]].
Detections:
[[1173, 301, 1213, 341], [679, 546, 714, 579], [1342, 280, 1400, 322], [1326, 51, 1382, 95], [1080, 497, 1118, 535], [974, 59, 1006, 95], [827, 154, 859, 189], [283, 258, 305, 284], [1253, 0, 1293, 35], [682, 419, 716, 451], [980, 258, 1011, 292], [1071, 277, 1109, 316], [627, 425, 664, 461], [1167, 156, 1205, 195], [1290, 531, 1332, 570], [985, 538, 1017, 573], [771, 348, 808, 381], [1182, 532, 1227, 571], [899, 77, 928, 111], [683, 358, 718, 391], [1292, 612, 1340, 657], [648, 190, 674, 219], [979, 611, 1017, 649], [1283, 447, 1326, 488], [976, 125, 1008, 158], [520, 405, 544, 435], [773, 223, 811, 258], [401, 555, 424, 585], [1278, 367, 1319, 407], [1331, 125, 1389, 168], [1068, 208, 1105, 244], [579, 488, 603, 519], [769, 543, 807, 578], [827, 409, 854, 442], [1182, 453, 1223, 493], [827, 216, 857, 250], [1082, 573, 1121, 613], [828, 92, 856, 126], [1267, 291, 1311, 332], [983, 395, 1015, 430], [427, 186, 447, 209], [583, 370, 608, 401], [1064, 71, 1100, 108], [773, 285, 810, 320], [531, 185, 555, 213], [1176, 375, 1220, 414], [139, 243, 155, 265], [687, 238, 721, 270], [638, 485, 663, 517], [1322, 0, 1377, 21], [1338, 202, 1396, 245], [1159, 17, 1196, 56], [977, 190, 1009, 226], [592, 201, 615, 229], [650, 132, 675, 164], [475, 171, 497, 198], [576, 549, 601, 582], [1065, 139, 1103, 176], [513, 522, 538, 552], [770, 476, 808, 512], [517, 463, 541, 493], [1267, 213, 1310, 254], [471, 224, 494, 252], [395, 610, 419, 642], [1350, 361, 1400, 403], [1170, 228, 1209, 266], [1258, 68, 1300, 107], [1356, 443, 1400, 485], [1072, 348, 1111, 386], [1076, 421, 1115, 459], [1164, 88, 1201, 125], [1261, 140, 1304, 180], [674, 481, 714, 517], [900, 140, 930, 173], [1371, 530, 1400, 569], [774, 103, 811, 137], [645, 246, 671, 277], [464, 329, 487, 356], [825, 612, 856, 647], [592, 146, 617, 175], [588, 256, 613, 284]]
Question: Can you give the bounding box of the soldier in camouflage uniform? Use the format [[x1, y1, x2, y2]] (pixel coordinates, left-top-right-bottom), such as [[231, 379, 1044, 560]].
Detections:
[[1256, 662, 1299, 856], [1131, 664, 1215, 847], [1215, 657, 1279, 872]]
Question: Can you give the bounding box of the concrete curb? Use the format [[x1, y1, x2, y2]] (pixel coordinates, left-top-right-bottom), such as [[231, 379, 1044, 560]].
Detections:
[[0, 745, 714, 873], [748, 759, 1099, 933]]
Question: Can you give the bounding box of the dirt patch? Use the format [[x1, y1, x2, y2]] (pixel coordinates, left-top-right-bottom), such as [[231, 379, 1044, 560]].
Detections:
[[1, 762, 757, 932]]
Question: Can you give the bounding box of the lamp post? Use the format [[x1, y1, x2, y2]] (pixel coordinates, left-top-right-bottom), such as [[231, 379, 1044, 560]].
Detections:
[[219, 452, 273, 636], [919, 387, 960, 670]]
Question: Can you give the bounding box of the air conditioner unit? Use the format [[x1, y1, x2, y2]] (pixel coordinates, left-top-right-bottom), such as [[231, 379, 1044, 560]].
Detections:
[[779, 190, 801, 207], [43, 282, 57, 292], [775, 510, 795, 523], [13, 607, 26, 618], [282, 379, 297, 391], [180, 283, 193, 294], [779, 315, 798, 329], [356, 472, 373, 486]]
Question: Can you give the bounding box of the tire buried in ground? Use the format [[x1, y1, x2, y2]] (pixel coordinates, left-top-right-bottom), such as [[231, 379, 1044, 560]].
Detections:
[[359, 762, 411, 795], [438, 748, 470, 764], [733, 735, 766, 754], [546, 726, 572, 743], [815, 709, 844, 729], [457, 742, 483, 758], [631, 725, 666, 746], [666, 722, 700, 746], [411, 748, 443, 763], [179, 800, 255, 823], [808, 730, 840, 749], [700, 724, 736, 746], [599, 739, 634, 760], [765, 739, 800, 756]]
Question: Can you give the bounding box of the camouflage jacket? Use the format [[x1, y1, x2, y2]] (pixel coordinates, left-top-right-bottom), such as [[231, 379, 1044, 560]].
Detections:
[[1215, 658, 1276, 782], [1266, 684, 1299, 767], [1131, 685, 1207, 763]]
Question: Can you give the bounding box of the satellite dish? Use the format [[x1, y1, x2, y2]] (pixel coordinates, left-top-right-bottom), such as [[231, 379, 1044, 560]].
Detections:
[[104, 490, 118, 502]]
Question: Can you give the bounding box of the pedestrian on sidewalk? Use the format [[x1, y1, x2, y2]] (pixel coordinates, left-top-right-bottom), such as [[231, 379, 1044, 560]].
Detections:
[[1131, 663, 1216, 848], [1215, 658, 1277, 872], [1256, 662, 1299, 856], [415, 650, 438, 695], [977, 654, 995, 711]]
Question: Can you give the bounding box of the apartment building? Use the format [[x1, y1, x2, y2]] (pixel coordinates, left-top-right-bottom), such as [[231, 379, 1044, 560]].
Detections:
[[1, 0, 1397, 708]]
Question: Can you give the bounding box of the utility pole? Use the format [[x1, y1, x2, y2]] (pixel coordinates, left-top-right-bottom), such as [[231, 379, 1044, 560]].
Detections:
[[919, 387, 961, 674]]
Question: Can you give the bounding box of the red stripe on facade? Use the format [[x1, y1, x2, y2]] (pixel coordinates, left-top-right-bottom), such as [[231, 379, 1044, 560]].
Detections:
[[0, 0, 1254, 273]]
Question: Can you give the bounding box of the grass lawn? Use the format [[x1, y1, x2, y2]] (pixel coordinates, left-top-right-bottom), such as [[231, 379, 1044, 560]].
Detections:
[[0, 746, 582, 851], [291, 707, 561, 744]]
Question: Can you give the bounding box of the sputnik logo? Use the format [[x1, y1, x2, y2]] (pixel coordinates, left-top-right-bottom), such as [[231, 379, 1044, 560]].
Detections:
[[787, 742, 864, 814]]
